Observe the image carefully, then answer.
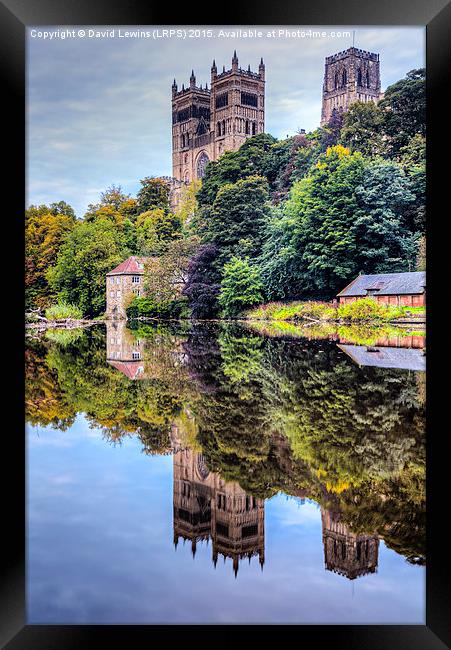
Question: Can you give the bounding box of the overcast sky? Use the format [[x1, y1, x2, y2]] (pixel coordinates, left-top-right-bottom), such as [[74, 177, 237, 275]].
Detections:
[[27, 26, 425, 217]]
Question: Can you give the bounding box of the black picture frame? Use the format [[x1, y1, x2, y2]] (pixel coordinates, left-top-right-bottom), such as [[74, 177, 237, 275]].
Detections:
[[3, 0, 450, 647]]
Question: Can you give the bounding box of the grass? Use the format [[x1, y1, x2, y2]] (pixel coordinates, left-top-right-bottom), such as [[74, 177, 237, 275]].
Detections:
[[45, 301, 83, 321]]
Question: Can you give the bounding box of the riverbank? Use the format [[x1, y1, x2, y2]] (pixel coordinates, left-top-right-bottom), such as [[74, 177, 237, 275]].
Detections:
[[244, 298, 426, 326]]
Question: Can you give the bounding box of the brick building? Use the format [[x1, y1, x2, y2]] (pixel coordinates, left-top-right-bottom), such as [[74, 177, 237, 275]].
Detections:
[[337, 271, 426, 307], [172, 51, 265, 186], [106, 256, 147, 319], [321, 46, 382, 125]]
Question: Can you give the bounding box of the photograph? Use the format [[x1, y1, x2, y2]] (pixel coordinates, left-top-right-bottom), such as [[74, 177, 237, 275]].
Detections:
[[23, 23, 429, 626]]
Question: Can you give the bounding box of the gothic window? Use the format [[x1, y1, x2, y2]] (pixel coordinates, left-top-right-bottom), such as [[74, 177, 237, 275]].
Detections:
[[366, 70, 370, 87], [184, 170, 190, 182], [184, 154, 188, 164], [215, 92, 228, 109], [245, 120, 250, 134], [181, 134, 185, 148], [252, 121, 256, 135], [217, 121, 221, 136], [241, 92, 258, 107], [197, 152, 210, 178], [222, 120, 225, 135], [342, 69, 347, 86], [357, 68, 363, 87], [334, 72, 339, 89]]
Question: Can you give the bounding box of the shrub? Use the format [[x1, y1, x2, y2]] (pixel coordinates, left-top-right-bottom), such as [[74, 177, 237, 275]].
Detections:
[[45, 301, 83, 320], [218, 257, 264, 317], [126, 296, 189, 320], [337, 298, 403, 321]]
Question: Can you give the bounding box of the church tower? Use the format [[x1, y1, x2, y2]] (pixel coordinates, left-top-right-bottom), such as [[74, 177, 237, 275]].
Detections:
[[171, 52, 265, 186], [321, 47, 381, 126]]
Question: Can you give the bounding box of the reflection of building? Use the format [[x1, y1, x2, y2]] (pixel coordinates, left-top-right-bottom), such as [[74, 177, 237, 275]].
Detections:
[[321, 508, 379, 580], [106, 320, 147, 379], [321, 47, 382, 125], [338, 344, 426, 371], [173, 449, 265, 576], [172, 52, 265, 185], [106, 256, 148, 320]]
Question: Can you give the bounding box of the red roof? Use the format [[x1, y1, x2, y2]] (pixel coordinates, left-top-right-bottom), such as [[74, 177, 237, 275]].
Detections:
[[106, 256, 148, 276], [107, 360, 146, 379]]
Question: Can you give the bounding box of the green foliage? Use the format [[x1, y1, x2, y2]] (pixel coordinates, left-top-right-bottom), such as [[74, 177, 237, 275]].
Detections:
[[49, 219, 129, 318], [340, 101, 386, 156], [126, 295, 189, 320], [197, 133, 277, 205], [337, 298, 403, 321], [378, 69, 426, 156], [136, 177, 171, 214], [218, 257, 264, 317], [45, 301, 83, 320], [136, 208, 182, 255], [205, 175, 271, 268]]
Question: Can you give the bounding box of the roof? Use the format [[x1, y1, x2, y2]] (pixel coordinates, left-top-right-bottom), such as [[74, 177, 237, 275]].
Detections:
[[338, 344, 426, 371], [106, 256, 148, 276], [337, 272, 426, 297], [107, 360, 146, 379]]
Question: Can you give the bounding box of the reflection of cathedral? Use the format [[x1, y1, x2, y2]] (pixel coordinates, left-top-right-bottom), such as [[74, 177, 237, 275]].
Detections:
[[173, 449, 265, 576], [321, 508, 379, 580]]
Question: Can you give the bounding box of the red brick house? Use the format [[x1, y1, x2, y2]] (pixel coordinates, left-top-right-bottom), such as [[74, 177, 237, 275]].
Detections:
[[337, 271, 426, 307]]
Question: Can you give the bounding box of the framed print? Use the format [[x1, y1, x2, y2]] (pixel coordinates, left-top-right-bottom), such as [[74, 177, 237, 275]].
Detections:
[[2, 0, 450, 646]]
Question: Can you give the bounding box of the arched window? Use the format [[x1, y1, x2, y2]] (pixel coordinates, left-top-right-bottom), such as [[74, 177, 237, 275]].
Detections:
[[252, 122, 256, 135], [217, 121, 221, 136], [245, 120, 250, 134], [342, 69, 347, 86], [357, 68, 363, 87], [334, 72, 339, 89], [222, 120, 225, 135], [366, 70, 370, 87], [181, 134, 185, 148], [196, 151, 210, 179]]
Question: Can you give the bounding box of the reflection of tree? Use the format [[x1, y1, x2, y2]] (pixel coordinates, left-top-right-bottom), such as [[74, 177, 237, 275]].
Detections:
[[25, 322, 425, 564], [25, 339, 76, 430]]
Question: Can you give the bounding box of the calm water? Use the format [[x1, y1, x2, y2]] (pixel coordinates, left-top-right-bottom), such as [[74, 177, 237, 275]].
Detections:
[[26, 321, 425, 624]]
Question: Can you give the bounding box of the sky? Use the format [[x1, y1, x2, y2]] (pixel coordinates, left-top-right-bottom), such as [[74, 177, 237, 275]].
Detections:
[[27, 26, 425, 217]]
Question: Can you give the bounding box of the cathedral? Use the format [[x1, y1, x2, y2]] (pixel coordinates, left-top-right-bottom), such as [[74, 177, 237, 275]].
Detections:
[[171, 51, 265, 185], [321, 46, 382, 125]]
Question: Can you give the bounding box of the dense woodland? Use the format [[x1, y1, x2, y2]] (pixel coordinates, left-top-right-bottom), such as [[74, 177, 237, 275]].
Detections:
[[25, 69, 426, 318], [25, 322, 425, 564]]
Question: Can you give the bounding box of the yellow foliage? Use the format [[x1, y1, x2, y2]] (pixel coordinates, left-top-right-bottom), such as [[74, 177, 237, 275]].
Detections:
[[326, 144, 350, 158]]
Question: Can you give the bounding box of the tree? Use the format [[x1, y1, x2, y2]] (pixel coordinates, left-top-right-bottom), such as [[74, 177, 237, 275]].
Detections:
[[136, 177, 171, 214], [175, 179, 201, 224], [48, 219, 128, 317], [197, 133, 276, 206], [218, 257, 264, 317], [260, 146, 422, 298], [182, 244, 222, 319], [136, 208, 182, 255], [205, 175, 271, 269], [340, 101, 386, 156], [25, 205, 76, 309], [378, 69, 426, 157], [143, 235, 200, 305]]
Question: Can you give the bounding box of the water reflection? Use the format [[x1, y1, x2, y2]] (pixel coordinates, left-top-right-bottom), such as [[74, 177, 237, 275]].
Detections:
[[173, 448, 265, 576], [26, 319, 425, 616]]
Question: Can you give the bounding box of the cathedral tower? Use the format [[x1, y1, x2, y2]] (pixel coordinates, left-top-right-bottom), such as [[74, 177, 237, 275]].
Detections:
[[321, 47, 381, 126], [171, 52, 265, 185]]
